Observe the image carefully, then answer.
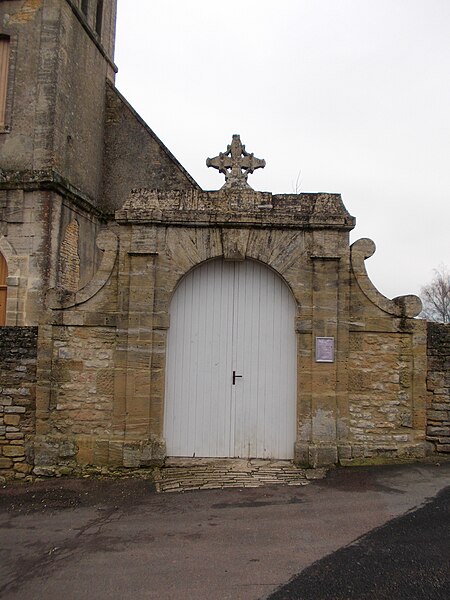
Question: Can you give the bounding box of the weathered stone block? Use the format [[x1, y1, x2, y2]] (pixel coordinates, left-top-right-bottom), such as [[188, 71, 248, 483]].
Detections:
[[294, 442, 310, 466], [427, 426, 450, 437], [6, 433, 24, 440], [0, 457, 13, 469], [309, 445, 338, 468], [3, 445, 25, 457], [337, 445, 352, 460], [14, 462, 32, 474], [123, 444, 140, 468], [94, 440, 109, 466], [76, 438, 94, 465], [351, 445, 365, 458], [108, 441, 123, 466], [34, 438, 59, 465], [58, 440, 78, 458], [3, 414, 20, 426], [427, 410, 448, 421], [33, 466, 57, 477], [436, 444, 450, 453], [140, 438, 165, 467]]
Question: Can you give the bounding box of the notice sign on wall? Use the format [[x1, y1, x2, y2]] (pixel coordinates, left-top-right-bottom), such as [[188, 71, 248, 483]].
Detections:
[[315, 337, 335, 363]]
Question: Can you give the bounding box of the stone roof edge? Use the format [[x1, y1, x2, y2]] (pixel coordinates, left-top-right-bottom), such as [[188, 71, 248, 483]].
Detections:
[[115, 190, 356, 230], [0, 168, 106, 219], [105, 81, 202, 191]]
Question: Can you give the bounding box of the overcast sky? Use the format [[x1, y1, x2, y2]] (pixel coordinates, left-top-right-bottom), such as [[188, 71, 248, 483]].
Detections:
[[114, 0, 449, 299]]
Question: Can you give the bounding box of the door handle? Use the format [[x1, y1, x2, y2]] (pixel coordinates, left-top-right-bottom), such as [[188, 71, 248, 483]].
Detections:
[[232, 370, 243, 385]]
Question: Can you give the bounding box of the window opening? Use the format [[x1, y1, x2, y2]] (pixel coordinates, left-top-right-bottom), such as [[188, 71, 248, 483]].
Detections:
[[95, 0, 103, 36], [0, 252, 7, 325], [0, 36, 10, 127], [81, 0, 89, 17]]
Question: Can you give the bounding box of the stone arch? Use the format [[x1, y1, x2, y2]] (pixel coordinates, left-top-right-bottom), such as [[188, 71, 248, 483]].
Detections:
[[161, 228, 304, 328], [0, 235, 22, 325], [168, 254, 299, 310], [0, 235, 18, 273], [164, 256, 298, 459]]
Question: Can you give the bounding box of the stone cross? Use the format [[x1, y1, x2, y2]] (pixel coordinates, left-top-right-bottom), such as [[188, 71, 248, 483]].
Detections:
[[206, 134, 266, 190]]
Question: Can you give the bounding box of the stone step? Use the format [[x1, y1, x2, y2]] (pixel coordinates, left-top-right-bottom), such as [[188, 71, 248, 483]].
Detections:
[[156, 458, 325, 493]]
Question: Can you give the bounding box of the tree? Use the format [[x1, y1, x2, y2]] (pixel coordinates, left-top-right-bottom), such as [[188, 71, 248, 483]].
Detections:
[[420, 265, 450, 323]]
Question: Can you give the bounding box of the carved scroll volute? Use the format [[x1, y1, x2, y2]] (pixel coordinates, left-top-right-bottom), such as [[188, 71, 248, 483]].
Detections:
[[350, 238, 422, 318], [47, 230, 118, 310]]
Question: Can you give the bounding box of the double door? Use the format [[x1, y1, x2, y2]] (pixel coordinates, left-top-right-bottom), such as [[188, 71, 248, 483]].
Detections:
[[164, 259, 297, 459]]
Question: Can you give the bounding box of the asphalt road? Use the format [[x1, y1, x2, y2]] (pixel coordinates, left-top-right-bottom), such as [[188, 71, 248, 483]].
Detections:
[[0, 461, 449, 600]]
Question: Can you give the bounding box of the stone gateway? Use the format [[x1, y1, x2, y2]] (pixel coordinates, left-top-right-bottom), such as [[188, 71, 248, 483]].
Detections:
[[164, 258, 298, 460], [0, 1, 448, 481]]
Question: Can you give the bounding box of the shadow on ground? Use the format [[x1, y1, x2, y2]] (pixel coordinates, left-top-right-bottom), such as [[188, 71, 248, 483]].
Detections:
[[268, 486, 450, 600]]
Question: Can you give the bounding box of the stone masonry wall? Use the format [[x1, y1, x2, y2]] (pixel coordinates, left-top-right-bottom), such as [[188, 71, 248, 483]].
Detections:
[[47, 325, 115, 437], [426, 322, 450, 453], [0, 327, 37, 481], [347, 332, 420, 458], [33, 324, 117, 476]]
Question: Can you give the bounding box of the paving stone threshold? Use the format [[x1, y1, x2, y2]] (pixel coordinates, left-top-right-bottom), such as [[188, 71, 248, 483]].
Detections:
[[154, 458, 327, 493]]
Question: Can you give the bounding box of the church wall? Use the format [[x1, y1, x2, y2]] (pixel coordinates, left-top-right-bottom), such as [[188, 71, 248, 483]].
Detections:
[[0, 0, 44, 168], [56, 200, 102, 290], [52, 0, 111, 202], [101, 83, 200, 214], [0, 0, 117, 204], [0, 187, 102, 325]]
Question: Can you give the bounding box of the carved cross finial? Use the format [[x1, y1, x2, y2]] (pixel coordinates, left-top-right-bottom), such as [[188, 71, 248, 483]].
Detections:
[[206, 134, 266, 190]]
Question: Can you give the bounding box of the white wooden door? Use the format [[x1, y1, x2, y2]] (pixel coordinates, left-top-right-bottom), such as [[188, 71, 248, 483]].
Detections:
[[164, 259, 297, 459]]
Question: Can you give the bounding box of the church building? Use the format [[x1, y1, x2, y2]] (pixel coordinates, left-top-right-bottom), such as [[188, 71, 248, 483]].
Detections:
[[0, 1, 448, 480]]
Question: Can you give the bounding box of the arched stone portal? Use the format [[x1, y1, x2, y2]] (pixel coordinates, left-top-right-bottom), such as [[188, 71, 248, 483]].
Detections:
[[164, 258, 297, 459]]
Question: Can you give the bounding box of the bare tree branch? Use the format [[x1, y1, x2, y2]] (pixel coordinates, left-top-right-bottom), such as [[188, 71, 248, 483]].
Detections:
[[291, 170, 303, 195], [420, 264, 450, 323]]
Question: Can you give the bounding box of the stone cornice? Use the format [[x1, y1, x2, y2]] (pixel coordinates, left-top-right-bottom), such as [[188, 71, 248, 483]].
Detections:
[[0, 169, 106, 219], [115, 189, 356, 230]]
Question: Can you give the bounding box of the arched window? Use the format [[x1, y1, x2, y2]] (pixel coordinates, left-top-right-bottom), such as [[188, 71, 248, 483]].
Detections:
[[0, 35, 10, 128], [95, 0, 103, 36], [0, 252, 7, 325]]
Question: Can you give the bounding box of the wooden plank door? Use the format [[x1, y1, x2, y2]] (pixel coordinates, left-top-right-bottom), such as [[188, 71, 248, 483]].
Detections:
[[164, 260, 234, 457], [232, 260, 297, 459], [164, 259, 297, 459]]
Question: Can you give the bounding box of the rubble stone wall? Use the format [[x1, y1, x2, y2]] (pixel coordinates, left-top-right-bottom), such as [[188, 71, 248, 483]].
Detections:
[[426, 322, 450, 453], [0, 326, 37, 481]]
